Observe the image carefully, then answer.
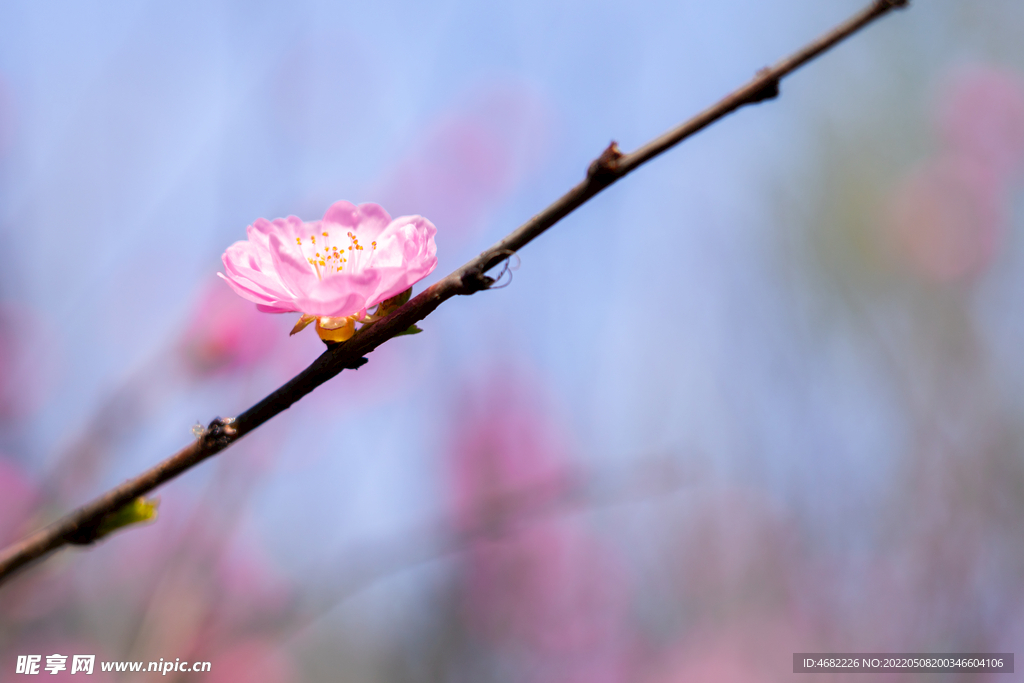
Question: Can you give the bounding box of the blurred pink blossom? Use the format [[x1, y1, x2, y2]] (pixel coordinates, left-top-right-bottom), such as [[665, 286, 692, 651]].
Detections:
[[0, 302, 50, 420], [0, 454, 38, 546], [0, 544, 77, 625], [447, 374, 573, 533], [886, 64, 1024, 284], [0, 460, 65, 624], [887, 155, 1003, 283], [210, 532, 293, 633], [463, 520, 632, 683], [643, 616, 812, 683], [179, 278, 283, 375], [936, 65, 1024, 183], [77, 493, 295, 673], [446, 373, 632, 683], [207, 639, 295, 683], [219, 201, 437, 319]]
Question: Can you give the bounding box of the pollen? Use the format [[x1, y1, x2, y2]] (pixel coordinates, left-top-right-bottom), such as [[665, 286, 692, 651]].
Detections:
[[293, 225, 378, 280]]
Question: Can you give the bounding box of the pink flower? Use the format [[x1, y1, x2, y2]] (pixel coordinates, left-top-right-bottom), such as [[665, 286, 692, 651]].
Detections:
[[219, 201, 437, 340]]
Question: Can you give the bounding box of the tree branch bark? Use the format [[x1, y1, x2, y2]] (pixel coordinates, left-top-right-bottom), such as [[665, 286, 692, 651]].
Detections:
[[0, 0, 909, 587]]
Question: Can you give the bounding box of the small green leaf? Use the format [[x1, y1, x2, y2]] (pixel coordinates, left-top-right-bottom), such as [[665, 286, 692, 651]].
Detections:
[[395, 324, 422, 337], [95, 497, 159, 540]]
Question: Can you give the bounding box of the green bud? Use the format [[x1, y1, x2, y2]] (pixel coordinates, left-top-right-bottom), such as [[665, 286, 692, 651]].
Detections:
[[395, 324, 423, 337], [375, 287, 413, 318], [95, 497, 159, 540]]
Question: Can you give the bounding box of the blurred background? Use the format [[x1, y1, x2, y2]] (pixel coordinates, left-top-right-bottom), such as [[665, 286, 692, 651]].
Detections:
[[2, 0, 1024, 680]]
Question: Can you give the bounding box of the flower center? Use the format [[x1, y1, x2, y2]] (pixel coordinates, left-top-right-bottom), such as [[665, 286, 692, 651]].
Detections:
[[295, 230, 377, 280]]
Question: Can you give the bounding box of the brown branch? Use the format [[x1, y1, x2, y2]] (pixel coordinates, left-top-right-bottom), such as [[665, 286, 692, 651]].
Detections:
[[0, 0, 909, 587]]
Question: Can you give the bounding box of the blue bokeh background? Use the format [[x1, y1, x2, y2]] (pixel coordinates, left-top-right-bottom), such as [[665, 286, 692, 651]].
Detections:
[[3, 1, 1024, 680]]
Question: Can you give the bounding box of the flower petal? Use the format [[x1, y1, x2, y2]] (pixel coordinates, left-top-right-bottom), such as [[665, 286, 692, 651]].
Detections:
[[292, 268, 382, 317], [367, 215, 438, 304], [222, 242, 294, 299], [220, 241, 300, 312], [322, 201, 392, 242], [256, 302, 295, 313], [267, 232, 321, 299], [250, 215, 308, 248]]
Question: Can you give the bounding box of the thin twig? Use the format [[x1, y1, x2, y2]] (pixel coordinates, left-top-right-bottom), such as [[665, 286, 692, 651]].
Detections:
[[0, 0, 909, 587]]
